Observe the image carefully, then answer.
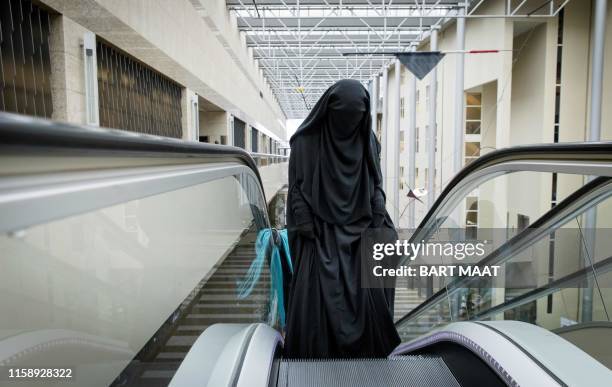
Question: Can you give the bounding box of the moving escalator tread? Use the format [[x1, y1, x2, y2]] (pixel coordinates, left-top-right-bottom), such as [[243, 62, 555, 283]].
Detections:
[[275, 357, 460, 387]]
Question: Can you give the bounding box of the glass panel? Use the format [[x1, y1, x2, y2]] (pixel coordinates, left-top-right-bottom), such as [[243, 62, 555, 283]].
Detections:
[[466, 211, 478, 226], [444, 197, 612, 332], [466, 92, 482, 106], [466, 196, 479, 212], [396, 171, 588, 333], [233, 118, 246, 148], [465, 142, 480, 158], [466, 106, 482, 120], [466, 121, 481, 135], [0, 172, 270, 385]]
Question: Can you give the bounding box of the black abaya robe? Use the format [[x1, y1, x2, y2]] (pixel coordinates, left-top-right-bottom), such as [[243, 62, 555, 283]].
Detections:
[[284, 79, 400, 358]]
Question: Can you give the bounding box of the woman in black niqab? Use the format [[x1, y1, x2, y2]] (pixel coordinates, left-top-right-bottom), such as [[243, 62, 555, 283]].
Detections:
[[284, 79, 400, 358]]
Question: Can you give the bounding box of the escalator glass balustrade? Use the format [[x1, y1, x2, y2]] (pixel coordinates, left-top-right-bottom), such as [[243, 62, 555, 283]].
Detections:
[[0, 113, 283, 386]]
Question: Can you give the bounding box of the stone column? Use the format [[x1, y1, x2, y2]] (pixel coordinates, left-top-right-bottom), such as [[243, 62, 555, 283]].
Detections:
[[49, 15, 92, 125], [181, 88, 199, 142]]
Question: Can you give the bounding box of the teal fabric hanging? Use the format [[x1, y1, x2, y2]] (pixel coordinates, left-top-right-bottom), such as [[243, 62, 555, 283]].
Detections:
[[237, 228, 293, 328]]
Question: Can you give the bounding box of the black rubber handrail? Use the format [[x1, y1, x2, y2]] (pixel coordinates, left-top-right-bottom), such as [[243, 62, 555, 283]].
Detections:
[[395, 175, 612, 327], [417, 142, 612, 230], [470, 255, 612, 321], [0, 112, 268, 200]]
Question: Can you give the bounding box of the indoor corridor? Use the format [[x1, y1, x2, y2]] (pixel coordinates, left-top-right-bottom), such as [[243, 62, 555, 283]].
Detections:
[[1, 0, 612, 386]]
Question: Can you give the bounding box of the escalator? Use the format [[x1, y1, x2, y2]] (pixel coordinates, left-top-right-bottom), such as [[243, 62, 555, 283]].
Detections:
[[2, 113, 612, 386], [169, 143, 612, 386]]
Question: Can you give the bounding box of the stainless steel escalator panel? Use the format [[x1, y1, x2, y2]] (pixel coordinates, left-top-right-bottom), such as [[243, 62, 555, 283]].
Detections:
[[477, 321, 612, 386], [276, 357, 460, 387], [393, 321, 612, 387], [236, 324, 283, 387], [169, 323, 257, 387]]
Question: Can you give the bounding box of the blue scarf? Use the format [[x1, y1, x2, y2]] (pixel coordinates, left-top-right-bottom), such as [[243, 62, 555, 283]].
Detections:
[[237, 228, 293, 328]]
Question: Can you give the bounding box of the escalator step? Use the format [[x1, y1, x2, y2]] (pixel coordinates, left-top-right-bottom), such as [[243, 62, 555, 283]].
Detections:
[[277, 357, 460, 387]]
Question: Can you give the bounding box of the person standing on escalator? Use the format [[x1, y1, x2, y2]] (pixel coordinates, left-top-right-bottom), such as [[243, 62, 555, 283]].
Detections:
[[284, 79, 400, 358]]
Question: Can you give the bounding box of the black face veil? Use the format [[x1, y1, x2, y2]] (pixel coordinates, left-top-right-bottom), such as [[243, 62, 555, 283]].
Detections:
[[289, 79, 383, 225]]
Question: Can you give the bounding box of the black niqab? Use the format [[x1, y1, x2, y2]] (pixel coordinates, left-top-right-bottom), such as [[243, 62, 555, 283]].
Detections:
[[289, 79, 382, 225], [284, 79, 400, 358]]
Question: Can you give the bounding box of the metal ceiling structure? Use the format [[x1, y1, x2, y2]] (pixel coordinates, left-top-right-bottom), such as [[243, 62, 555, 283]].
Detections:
[[226, 0, 570, 119]]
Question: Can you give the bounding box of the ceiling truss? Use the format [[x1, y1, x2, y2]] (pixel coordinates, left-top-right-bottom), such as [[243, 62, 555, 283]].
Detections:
[[226, 0, 570, 119]]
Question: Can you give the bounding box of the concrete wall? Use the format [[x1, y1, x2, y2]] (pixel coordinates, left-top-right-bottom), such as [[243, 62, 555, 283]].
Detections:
[[259, 163, 289, 204], [383, 62, 401, 221], [199, 110, 229, 144], [40, 0, 286, 140], [593, 0, 612, 141], [510, 24, 552, 146], [188, 0, 284, 129], [505, 23, 556, 229], [181, 88, 199, 142], [49, 15, 90, 124]]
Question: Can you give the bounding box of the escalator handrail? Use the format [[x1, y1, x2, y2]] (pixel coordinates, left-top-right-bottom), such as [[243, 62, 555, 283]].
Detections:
[[395, 174, 612, 327], [471, 255, 612, 321], [0, 113, 276, 234], [0, 112, 266, 198], [399, 144, 612, 269], [417, 142, 612, 231], [250, 152, 289, 159]]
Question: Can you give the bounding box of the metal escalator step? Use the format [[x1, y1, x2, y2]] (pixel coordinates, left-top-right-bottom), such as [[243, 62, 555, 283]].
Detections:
[[184, 314, 263, 325], [207, 274, 270, 281], [201, 286, 268, 292], [156, 352, 186, 360], [139, 362, 180, 379], [277, 357, 460, 387], [199, 294, 268, 303], [191, 305, 262, 313], [202, 282, 269, 287], [186, 313, 263, 319], [165, 335, 199, 347], [213, 268, 265, 274], [177, 324, 209, 332]]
